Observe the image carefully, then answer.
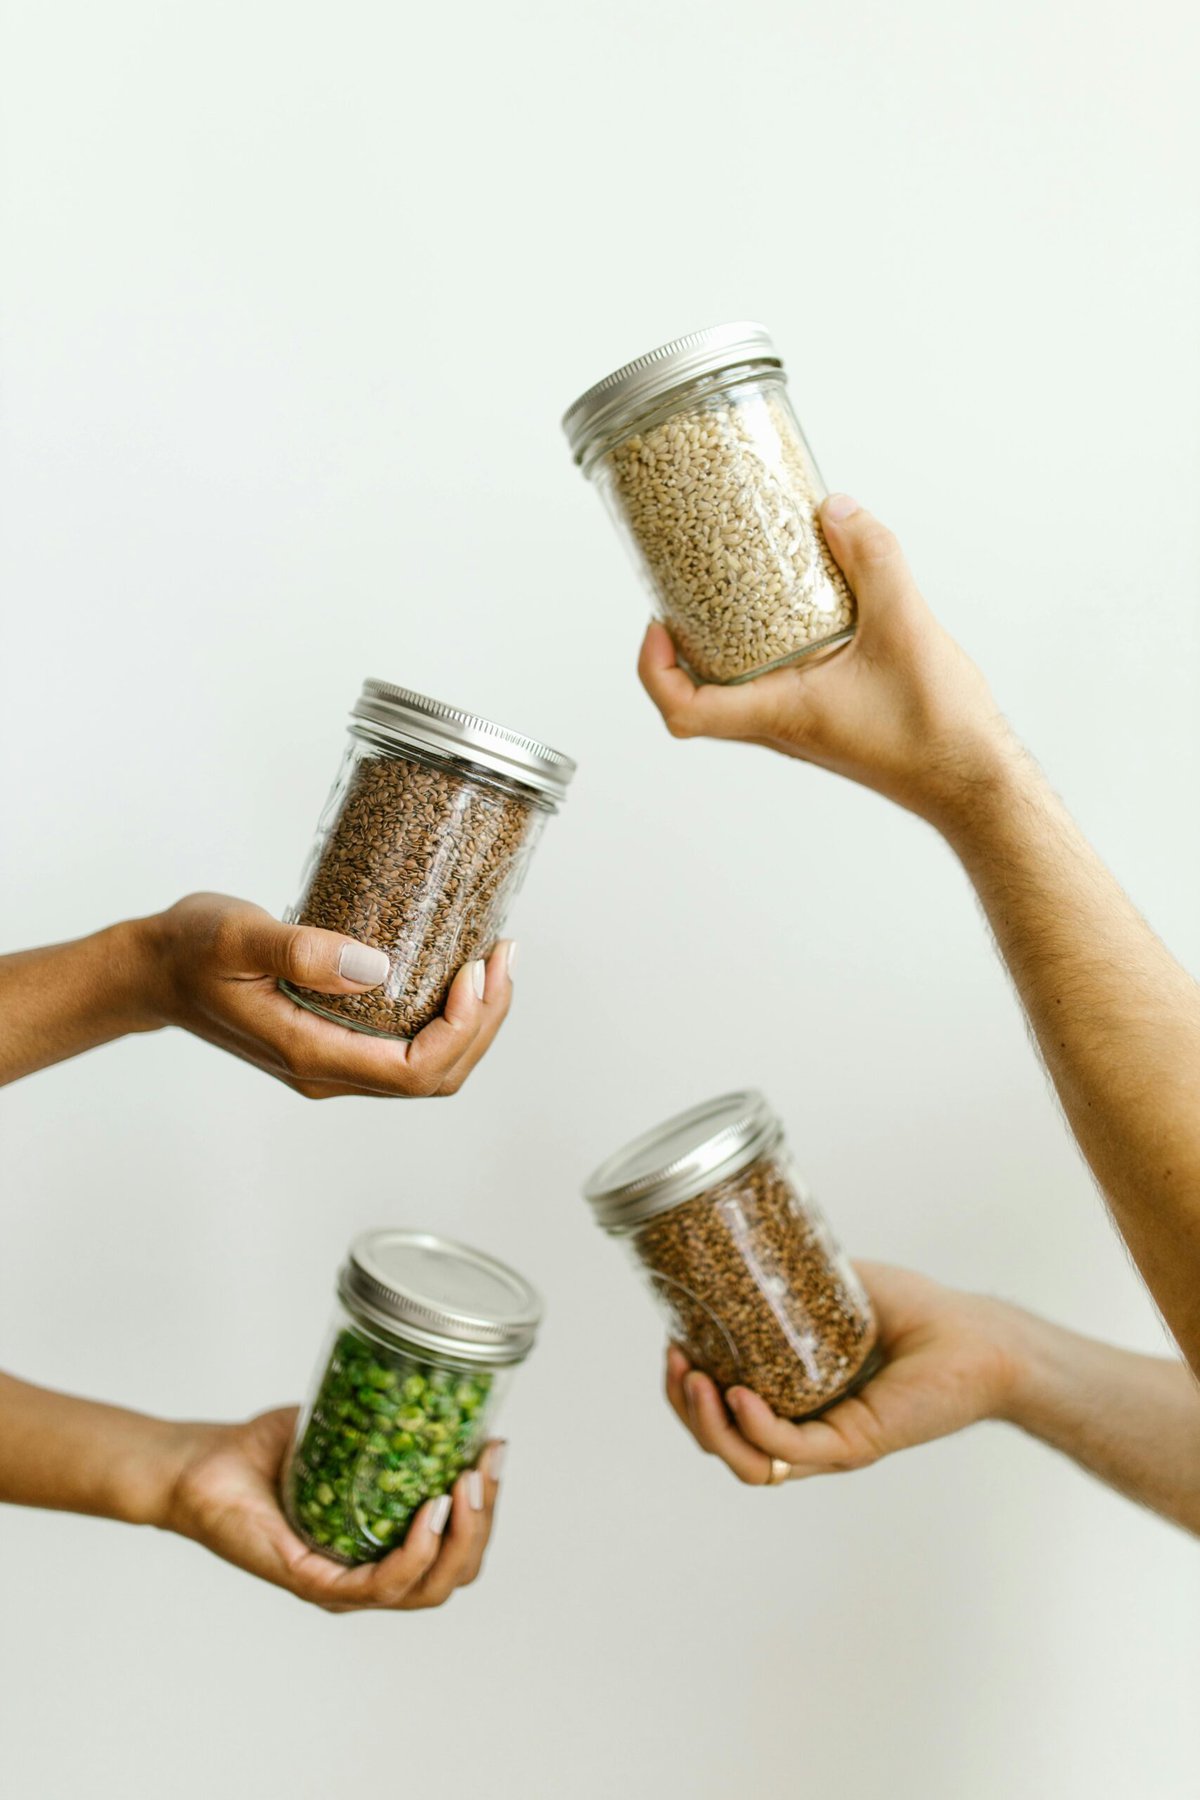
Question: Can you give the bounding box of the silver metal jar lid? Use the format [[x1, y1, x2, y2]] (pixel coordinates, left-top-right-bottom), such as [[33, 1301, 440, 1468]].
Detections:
[[338, 1229, 544, 1366], [582, 1090, 783, 1233], [562, 322, 782, 466], [351, 680, 576, 806]]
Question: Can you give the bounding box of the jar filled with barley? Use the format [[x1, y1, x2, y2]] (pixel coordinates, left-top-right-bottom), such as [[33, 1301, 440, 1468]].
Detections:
[[563, 323, 855, 685]]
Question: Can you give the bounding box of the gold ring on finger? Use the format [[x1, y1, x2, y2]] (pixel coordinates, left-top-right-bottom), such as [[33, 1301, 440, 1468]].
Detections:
[[766, 1456, 791, 1486]]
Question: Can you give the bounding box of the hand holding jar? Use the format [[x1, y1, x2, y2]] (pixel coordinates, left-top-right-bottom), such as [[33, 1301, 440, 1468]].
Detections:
[[152, 893, 519, 1098], [167, 1405, 506, 1610], [584, 1094, 882, 1422], [663, 1262, 1017, 1487], [662, 1261, 1200, 1540], [636, 494, 1014, 836], [0, 893, 516, 1098], [0, 1368, 504, 1613]]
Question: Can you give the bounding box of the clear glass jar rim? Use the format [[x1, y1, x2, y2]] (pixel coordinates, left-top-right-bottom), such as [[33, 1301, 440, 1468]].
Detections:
[[338, 1229, 543, 1367], [562, 321, 782, 465], [351, 680, 575, 806], [582, 1090, 785, 1233], [336, 1308, 518, 1374]]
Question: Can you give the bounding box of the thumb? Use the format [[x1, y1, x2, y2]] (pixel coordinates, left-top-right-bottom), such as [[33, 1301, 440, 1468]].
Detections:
[[232, 911, 391, 993], [819, 496, 922, 620]]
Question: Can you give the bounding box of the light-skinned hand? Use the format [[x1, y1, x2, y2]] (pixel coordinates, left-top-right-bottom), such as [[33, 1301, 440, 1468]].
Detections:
[[663, 1262, 1018, 1486], [638, 495, 1015, 831]]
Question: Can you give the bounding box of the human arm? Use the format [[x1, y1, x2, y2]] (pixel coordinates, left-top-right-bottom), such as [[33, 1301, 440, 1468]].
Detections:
[[0, 893, 515, 1098], [0, 1369, 504, 1609], [665, 1262, 1200, 1536], [638, 498, 1200, 1373]]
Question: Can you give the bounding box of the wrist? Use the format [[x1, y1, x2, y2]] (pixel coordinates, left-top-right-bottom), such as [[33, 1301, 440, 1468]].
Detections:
[[925, 729, 1044, 854], [130, 1419, 225, 1533], [905, 713, 1025, 836], [944, 1292, 1035, 1424], [117, 910, 181, 1033], [90, 1414, 217, 1529], [64, 917, 170, 1041], [983, 1302, 1066, 1434]]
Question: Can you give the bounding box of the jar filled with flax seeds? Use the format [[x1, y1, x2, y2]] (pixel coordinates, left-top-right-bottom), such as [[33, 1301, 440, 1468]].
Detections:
[[583, 1091, 880, 1419], [283, 681, 576, 1040], [563, 322, 855, 686], [285, 1228, 542, 1564]]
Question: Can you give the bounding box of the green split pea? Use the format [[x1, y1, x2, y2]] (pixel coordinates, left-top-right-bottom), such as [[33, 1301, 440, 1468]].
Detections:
[[287, 1327, 492, 1563]]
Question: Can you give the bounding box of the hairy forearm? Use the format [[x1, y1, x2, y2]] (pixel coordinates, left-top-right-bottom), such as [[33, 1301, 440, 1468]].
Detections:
[[998, 1310, 1200, 1535], [941, 749, 1200, 1373], [0, 1370, 191, 1526], [0, 917, 163, 1085]]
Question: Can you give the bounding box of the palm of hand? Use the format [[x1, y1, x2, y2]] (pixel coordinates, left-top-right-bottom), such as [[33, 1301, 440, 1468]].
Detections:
[[156, 893, 514, 1100], [168, 1408, 484, 1611], [169, 1408, 317, 1590], [666, 1263, 1018, 1485]]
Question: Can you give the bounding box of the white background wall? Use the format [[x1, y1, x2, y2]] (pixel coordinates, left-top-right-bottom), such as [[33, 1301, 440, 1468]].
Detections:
[[2, 2, 1198, 1795]]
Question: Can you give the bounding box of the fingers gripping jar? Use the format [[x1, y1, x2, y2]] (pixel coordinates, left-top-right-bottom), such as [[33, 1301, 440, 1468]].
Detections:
[[583, 1092, 880, 1419], [285, 1229, 543, 1564], [283, 680, 576, 1040], [563, 322, 855, 686]]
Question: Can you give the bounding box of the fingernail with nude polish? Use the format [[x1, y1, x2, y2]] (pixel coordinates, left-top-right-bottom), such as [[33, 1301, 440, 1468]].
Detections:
[[823, 493, 860, 523], [471, 959, 486, 1000], [339, 942, 389, 985], [487, 1441, 507, 1481], [467, 1470, 485, 1511], [428, 1494, 452, 1536]]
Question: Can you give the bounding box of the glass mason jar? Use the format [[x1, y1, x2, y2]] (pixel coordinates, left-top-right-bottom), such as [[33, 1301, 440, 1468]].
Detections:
[[563, 322, 855, 686], [283, 680, 576, 1039], [583, 1091, 880, 1419], [284, 1228, 543, 1564]]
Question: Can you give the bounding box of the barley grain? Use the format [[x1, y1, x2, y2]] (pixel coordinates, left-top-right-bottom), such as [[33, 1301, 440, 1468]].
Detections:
[[603, 389, 854, 684]]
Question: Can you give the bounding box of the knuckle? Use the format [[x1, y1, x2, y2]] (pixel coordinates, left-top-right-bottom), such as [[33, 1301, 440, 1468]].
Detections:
[[484, 990, 511, 1028], [276, 1029, 328, 1087], [663, 708, 695, 740], [404, 1064, 441, 1099], [839, 1414, 885, 1471], [275, 1037, 310, 1080], [209, 914, 245, 970], [848, 1439, 882, 1472], [854, 521, 900, 567], [281, 929, 322, 986], [373, 1586, 411, 1610]]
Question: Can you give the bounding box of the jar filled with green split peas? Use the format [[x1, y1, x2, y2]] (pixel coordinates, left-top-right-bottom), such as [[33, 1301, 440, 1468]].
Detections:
[[285, 1229, 542, 1565], [563, 322, 855, 685]]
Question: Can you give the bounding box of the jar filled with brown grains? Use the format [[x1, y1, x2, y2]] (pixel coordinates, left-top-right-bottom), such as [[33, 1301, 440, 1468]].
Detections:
[[283, 681, 576, 1039], [563, 322, 854, 686], [583, 1091, 881, 1419]]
